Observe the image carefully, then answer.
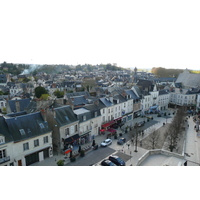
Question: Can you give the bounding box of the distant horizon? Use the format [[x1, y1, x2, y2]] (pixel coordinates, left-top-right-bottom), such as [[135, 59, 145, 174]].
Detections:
[[1, 61, 199, 71]]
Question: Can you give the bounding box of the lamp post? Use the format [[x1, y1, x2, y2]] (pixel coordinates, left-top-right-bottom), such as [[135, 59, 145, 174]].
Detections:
[[134, 122, 139, 152]]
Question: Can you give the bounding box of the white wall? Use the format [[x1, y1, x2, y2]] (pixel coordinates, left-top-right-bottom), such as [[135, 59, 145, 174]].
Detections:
[[12, 132, 52, 166]]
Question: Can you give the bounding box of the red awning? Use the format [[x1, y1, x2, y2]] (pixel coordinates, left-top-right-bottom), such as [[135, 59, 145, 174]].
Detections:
[[101, 120, 115, 128], [65, 149, 72, 154], [100, 129, 105, 132], [107, 129, 116, 133]]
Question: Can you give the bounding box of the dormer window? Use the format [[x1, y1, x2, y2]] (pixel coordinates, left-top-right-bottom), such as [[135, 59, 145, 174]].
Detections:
[[83, 116, 86, 121], [39, 123, 45, 129], [19, 129, 25, 135], [0, 137, 5, 144]]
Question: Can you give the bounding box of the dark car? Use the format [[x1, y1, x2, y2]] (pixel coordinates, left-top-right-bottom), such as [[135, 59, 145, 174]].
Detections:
[[117, 138, 126, 145], [108, 155, 125, 166], [101, 159, 117, 166], [137, 121, 145, 127]]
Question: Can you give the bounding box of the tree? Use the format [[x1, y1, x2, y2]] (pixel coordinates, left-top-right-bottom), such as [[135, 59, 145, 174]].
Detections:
[[57, 160, 64, 166], [145, 128, 160, 149], [165, 107, 186, 152], [34, 86, 48, 98], [54, 89, 64, 98], [40, 94, 50, 100]]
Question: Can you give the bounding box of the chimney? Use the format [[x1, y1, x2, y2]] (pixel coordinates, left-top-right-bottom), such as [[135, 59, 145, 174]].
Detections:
[[94, 100, 99, 106], [15, 101, 20, 112], [40, 108, 47, 122]]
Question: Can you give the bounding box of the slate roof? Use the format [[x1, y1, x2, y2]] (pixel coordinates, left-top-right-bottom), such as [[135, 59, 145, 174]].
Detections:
[[72, 95, 89, 106], [5, 112, 51, 142], [0, 116, 13, 143], [99, 97, 113, 107], [159, 90, 169, 95], [125, 89, 140, 100], [175, 70, 200, 88], [73, 108, 92, 123], [83, 104, 101, 118], [54, 105, 78, 127], [8, 98, 31, 113], [0, 74, 7, 83], [65, 91, 90, 98]]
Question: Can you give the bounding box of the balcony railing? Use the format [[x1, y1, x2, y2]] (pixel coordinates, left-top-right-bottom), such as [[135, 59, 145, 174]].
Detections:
[[0, 156, 10, 164]]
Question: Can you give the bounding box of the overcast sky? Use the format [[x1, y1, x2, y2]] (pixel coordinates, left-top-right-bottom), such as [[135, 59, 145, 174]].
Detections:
[[0, 0, 200, 70]]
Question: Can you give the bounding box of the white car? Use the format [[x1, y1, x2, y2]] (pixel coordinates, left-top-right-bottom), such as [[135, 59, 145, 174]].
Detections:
[[100, 139, 112, 147]]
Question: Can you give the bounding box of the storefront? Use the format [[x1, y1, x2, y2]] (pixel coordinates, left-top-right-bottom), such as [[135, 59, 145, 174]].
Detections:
[[25, 147, 50, 166], [101, 120, 115, 130], [79, 131, 91, 145]]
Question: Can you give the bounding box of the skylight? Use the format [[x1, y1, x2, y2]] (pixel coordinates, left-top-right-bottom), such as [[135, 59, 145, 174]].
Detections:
[[19, 129, 25, 135]]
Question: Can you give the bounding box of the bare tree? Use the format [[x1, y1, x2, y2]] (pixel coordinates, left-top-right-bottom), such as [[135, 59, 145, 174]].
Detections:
[[165, 107, 186, 152], [145, 128, 160, 150], [130, 122, 142, 152]]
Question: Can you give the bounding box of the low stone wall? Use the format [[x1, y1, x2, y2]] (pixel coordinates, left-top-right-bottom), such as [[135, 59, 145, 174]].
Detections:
[[136, 149, 185, 166]]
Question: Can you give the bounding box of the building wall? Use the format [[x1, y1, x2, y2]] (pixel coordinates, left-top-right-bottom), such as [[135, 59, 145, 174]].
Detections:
[[12, 132, 52, 166], [0, 141, 14, 166], [90, 116, 101, 136]]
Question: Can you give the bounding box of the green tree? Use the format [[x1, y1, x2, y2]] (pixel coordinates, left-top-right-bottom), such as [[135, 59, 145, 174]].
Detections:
[[40, 94, 50, 100], [54, 89, 64, 98], [34, 86, 48, 98]]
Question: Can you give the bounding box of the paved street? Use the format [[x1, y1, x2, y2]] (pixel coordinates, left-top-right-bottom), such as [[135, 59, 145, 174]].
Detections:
[[31, 109, 180, 166]]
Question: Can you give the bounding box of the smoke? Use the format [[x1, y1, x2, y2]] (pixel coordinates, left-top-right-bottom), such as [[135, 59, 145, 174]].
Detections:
[[21, 64, 40, 75]]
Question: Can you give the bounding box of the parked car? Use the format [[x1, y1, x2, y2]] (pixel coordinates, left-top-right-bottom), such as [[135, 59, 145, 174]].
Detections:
[[117, 138, 126, 145], [101, 159, 117, 166], [100, 139, 112, 147], [137, 121, 145, 127], [109, 155, 125, 166]]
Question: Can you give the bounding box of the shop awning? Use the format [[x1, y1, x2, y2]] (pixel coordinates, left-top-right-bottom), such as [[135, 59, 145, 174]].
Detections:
[[64, 149, 72, 154], [65, 134, 80, 143], [101, 120, 115, 128], [107, 128, 116, 133], [100, 129, 105, 132]]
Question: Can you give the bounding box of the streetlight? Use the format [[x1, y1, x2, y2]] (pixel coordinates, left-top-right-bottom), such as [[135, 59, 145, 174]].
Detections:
[[134, 122, 139, 152]]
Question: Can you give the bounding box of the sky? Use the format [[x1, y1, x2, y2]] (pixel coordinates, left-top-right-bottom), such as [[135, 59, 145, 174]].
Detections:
[[0, 0, 200, 70]]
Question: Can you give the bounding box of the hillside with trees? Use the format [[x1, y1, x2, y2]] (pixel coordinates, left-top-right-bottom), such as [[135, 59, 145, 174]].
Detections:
[[151, 67, 184, 78]]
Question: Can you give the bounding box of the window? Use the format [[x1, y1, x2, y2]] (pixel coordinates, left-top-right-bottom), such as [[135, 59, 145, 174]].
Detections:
[[43, 136, 48, 144], [124, 103, 126, 108], [34, 139, 39, 147], [70, 126, 74, 134], [83, 116, 86, 121], [39, 123, 44, 129], [108, 109, 110, 113], [65, 116, 69, 121], [23, 143, 29, 151], [65, 128, 69, 136], [0, 149, 6, 159], [115, 107, 117, 111], [75, 125, 78, 132], [19, 129, 25, 135], [103, 109, 105, 114], [94, 112, 97, 117]]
